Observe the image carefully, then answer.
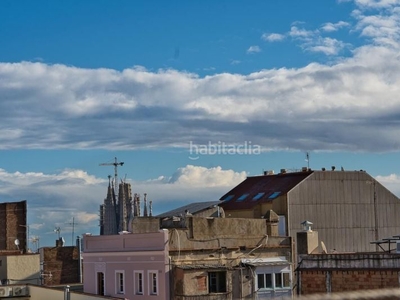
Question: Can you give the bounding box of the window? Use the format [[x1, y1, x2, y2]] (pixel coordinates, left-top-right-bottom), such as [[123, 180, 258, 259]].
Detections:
[[252, 192, 265, 201], [256, 272, 290, 290], [134, 271, 144, 295], [268, 191, 281, 199], [148, 271, 158, 295], [274, 272, 290, 288], [97, 272, 105, 296], [115, 271, 124, 294], [208, 271, 226, 293], [236, 194, 249, 202], [222, 195, 234, 202], [257, 273, 272, 289]]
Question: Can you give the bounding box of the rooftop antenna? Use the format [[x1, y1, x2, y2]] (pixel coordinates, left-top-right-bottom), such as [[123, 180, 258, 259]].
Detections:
[[31, 236, 40, 252], [66, 217, 81, 246], [99, 157, 124, 201], [54, 227, 61, 239], [305, 152, 310, 169]]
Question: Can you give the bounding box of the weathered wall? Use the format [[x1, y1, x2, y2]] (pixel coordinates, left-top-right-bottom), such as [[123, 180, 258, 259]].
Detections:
[[298, 253, 400, 295], [169, 217, 293, 299], [0, 200, 27, 252], [289, 171, 400, 252], [40, 246, 79, 285], [300, 270, 400, 295], [173, 268, 233, 299], [2, 254, 40, 285], [130, 217, 160, 233]]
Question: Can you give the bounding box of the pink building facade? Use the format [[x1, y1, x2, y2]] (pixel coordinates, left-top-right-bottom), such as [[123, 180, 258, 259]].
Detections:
[[82, 230, 170, 300]]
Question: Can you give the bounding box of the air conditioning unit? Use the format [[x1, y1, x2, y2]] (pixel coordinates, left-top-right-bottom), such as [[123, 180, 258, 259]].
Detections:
[[0, 287, 11, 297], [396, 241, 400, 253], [13, 286, 28, 296]]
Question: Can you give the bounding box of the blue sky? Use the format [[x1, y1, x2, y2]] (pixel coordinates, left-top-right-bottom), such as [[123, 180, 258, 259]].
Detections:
[[1, 0, 400, 249]]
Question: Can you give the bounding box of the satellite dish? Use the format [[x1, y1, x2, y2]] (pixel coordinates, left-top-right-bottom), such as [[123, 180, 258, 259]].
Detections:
[[14, 239, 20, 250], [321, 241, 328, 254]]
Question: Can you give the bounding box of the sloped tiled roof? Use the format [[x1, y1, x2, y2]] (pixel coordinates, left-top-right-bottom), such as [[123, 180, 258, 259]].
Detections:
[[219, 171, 313, 210], [156, 200, 221, 218]]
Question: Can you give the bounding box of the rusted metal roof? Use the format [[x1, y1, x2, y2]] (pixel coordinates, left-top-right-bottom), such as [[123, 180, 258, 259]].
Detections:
[[219, 171, 313, 210]]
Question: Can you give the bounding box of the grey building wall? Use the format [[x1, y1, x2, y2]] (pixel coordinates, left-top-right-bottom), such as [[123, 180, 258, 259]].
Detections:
[[288, 170, 400, 252]]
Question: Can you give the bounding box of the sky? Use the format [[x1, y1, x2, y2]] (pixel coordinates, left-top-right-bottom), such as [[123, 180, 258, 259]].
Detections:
[[1, 0, 400, 249]]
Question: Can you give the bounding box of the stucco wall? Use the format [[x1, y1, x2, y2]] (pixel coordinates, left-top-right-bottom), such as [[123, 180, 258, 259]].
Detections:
[[82, 230, 169, 300], [1, 254, 40, 285]]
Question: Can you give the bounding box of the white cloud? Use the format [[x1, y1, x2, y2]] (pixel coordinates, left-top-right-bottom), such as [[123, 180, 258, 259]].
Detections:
[[1, 3, 400, 153], [261, 33, 285, 42], [375, 173, 400, 196], [354, 0, 400, 9], [308, 37, 347, 55], [246, 45, 262, 54], [289, 26, 315, 38], [321, 21, 350, 32]]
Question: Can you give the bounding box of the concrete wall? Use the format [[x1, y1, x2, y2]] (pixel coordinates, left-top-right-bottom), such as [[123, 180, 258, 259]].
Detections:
[[82, 230, 169, 300], [288, 171, 400, 252], [28, 285, 122, 300], [169, 217, 293, 299], [0, 254, 40, 285], [130, 217, 160, 233], [298, 253, 400, 295], [168, 217, 289, 253]]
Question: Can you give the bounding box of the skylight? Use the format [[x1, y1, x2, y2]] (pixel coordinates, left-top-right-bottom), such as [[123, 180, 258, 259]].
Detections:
[[252, 192, 265, 201], [222, 195, 234, 202], [268, 191, 281, 199], [236, 194, 249, 202]]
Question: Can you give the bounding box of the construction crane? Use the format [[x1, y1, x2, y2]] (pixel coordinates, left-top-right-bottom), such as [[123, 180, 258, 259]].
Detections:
[[99, 157, 124, 199]]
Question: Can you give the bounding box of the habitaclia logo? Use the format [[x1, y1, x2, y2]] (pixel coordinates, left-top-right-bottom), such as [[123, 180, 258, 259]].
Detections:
[[189, 141, 261, 160]]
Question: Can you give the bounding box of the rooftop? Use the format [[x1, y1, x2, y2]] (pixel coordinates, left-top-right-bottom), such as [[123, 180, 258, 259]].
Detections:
[[157, 200, 221, 218], [220, 170, 313, 210]]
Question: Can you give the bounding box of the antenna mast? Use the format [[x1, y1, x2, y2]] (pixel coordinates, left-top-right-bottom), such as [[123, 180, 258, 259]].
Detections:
[[305, 152, 310, 169], [99, 157, 124, 199]]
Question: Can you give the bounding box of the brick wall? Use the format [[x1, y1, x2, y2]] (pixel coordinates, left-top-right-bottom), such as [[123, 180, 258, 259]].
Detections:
[[0, 201, 27, 251], [41, 246, 79, 285], [300, 270, 400, 295], [300, 270, 326, 294]]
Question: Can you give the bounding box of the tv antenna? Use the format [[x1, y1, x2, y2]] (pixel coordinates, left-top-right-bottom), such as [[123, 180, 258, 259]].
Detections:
[[54, 227, 61, 239], [66, 217, 81, 246], [305, 152, 310, 169], [31, 236, 40, 252]]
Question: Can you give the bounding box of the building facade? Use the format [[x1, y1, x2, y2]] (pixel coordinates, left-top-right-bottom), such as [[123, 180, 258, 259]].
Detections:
[[82, 230, 170, 299], [220, 169, 400, 252]]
